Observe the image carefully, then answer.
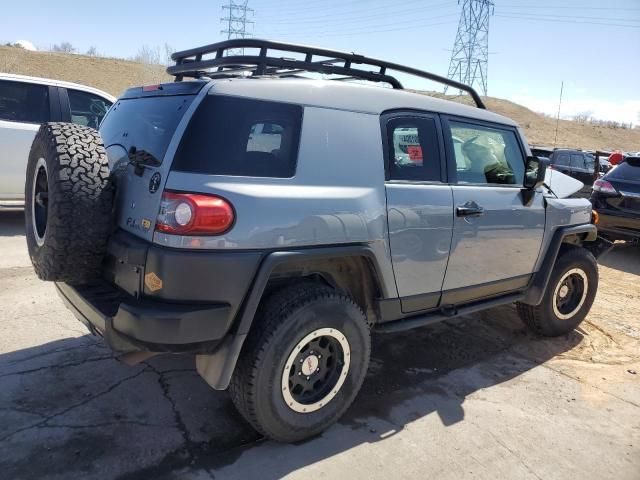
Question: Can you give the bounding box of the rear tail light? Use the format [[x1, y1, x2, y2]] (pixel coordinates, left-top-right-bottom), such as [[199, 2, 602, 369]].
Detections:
[[156, 192, 234, 235], [591, 210, 599, 225], [593, 179, 618, 195]]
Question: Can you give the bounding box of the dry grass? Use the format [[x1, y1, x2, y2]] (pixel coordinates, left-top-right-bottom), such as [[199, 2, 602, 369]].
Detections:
[[2, 46, 638, 151], [0, 46, 170, 97], [425, 91, 640, 152]]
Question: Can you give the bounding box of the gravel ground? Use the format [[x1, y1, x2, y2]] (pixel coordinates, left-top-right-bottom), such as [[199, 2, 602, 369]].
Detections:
[[0, 211, 638, 480]]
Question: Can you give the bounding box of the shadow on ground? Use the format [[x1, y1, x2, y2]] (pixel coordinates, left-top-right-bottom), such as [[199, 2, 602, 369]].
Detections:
[[599, 241, 640, 275], [0, 305, 585, 480], [0, 211, 24, 237]]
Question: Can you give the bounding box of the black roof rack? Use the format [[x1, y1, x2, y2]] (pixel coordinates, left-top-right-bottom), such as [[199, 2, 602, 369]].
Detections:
[[168, 39, 486, 109]]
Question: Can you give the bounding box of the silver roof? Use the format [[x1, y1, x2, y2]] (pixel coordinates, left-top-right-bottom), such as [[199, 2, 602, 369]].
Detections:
[[207, 77, 516, 126], [0, 73, 116, 102]]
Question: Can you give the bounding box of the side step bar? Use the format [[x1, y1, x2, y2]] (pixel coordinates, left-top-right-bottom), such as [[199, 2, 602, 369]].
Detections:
[[374, 292, 524, 334]]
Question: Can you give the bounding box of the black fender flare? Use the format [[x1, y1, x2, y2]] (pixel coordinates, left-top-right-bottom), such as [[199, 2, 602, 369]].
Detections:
[[196, 245, 387, 390], [521, 224, 600, 306]]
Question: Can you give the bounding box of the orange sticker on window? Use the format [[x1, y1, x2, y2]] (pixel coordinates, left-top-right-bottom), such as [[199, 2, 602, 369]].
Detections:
[[407, 145, 423, 162]]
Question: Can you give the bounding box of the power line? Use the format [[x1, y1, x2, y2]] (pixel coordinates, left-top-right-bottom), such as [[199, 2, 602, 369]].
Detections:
[[494, 14, 640, 29], [254, 0, 432, 19], [257, 19, 457, 39], [445, 0, 494, 96], [256, 2, 455, 26], [497, 11, 640, 24], [221, 0, 254, 55], [498, 3, 640, 11], [255, 12, 459, 37], [257, 0, 452, 24]]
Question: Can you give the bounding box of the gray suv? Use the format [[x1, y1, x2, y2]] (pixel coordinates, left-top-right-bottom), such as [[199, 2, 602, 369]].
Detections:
[[23, 40, 610, 442]]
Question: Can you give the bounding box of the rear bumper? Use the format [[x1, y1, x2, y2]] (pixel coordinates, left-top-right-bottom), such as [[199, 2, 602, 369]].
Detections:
[[597, 211, 640, 241], [56, 229, 263, 353], [56, 282, 234, 353]]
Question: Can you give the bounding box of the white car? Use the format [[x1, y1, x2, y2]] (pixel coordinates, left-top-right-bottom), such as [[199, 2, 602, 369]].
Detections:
[[0, 73, 115, 209]]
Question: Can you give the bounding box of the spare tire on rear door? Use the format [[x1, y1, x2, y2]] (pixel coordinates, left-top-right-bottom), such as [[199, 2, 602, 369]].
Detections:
[[25, 122, 114, 284]]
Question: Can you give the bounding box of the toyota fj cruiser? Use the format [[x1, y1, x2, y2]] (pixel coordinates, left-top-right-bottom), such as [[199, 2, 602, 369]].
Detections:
[[24, 39, 610, 443]]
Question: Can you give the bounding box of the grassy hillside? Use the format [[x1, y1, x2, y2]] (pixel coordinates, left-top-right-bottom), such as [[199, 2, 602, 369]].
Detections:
[[0, 45, 170, 97], [2, 45, 639, 151], [425, 92, 640, 152]]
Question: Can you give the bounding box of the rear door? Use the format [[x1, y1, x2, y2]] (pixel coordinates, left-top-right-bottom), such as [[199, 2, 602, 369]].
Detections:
[[553, 152, 572, 176], [0, 79, 57, 203], [98, 82, 207, 240], [383, 112, 453, 313], [441, 117, 545, 305], [602, 159, 640, 218], [570, 153, 594, 193]]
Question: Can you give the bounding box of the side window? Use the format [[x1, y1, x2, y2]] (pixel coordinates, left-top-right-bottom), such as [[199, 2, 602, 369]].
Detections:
[[584, 154, 595, 172], [570, 153, 585, 169], [68, 89, 112, 129], [387, 117, 441, 182], [448, 120, 525, 185], [173, 96, 302, 178], [0, 80, 49, 123], [556, 154, 570, 166]]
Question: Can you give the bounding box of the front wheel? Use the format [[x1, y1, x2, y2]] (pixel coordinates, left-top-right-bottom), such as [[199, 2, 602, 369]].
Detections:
[[229, 282, 370, 442], [517, 247, 598, 337]]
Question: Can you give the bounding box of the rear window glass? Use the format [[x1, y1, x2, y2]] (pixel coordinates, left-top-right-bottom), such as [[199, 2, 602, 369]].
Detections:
[[172, 95, 302, 178], [607, 158, 640, 181], [99, 95, 195, 164]]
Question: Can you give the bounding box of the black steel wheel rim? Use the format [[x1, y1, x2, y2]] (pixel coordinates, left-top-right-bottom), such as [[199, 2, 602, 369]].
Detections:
[[33, 162, 49, 242], [287, 335, 345, 406], [556, 273, 585, 315]]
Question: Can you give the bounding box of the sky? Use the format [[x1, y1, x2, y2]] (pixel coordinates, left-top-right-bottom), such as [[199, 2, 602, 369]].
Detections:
[[3, 0, 639, 124]]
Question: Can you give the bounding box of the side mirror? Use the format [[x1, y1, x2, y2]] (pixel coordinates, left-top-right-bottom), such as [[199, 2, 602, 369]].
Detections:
[[522, 156, 548, 206], [523, 156, 547, 190]]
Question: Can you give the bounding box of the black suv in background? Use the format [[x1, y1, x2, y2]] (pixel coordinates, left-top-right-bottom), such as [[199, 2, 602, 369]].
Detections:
[[547, 149, 597, 196], [591, 156, 640, 243]]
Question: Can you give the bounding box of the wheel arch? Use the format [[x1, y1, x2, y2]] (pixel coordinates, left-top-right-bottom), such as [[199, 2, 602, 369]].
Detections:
[[522, 223, 601, 305], [196, 245, 388, 390]]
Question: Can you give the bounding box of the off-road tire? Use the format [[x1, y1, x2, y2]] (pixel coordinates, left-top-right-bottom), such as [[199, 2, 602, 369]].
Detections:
[[24, 122, 113, 284], [517, 247, 598, 337], [229, 282, 371, 442]]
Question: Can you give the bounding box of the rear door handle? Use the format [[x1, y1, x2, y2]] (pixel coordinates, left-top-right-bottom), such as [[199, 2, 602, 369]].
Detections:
[[456, 204, 484, 217]]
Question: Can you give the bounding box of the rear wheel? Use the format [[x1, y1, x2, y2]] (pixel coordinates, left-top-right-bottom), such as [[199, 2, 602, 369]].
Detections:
[[229, 282, 370, 442], [24, 123, 113, 284], [517, 247, 598, 337]]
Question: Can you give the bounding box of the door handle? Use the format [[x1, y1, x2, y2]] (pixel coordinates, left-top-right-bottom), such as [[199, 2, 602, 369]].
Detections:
[[456, 203, 484, 217]]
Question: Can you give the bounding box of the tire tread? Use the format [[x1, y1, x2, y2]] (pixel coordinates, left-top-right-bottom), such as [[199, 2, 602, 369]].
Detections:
[[229, 282, 367, 439]]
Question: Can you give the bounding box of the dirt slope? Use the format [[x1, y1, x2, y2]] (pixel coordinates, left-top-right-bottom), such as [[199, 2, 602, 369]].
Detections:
[[0, 46, 170, 98], [2, 45, 638, 151]]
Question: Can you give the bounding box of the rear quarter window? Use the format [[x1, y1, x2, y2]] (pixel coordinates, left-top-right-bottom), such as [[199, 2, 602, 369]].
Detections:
[[172, 95, 303, 178]]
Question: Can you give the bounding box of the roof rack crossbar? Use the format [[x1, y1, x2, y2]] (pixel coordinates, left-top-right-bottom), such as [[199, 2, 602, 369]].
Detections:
[[168, 39, 486, 109]]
